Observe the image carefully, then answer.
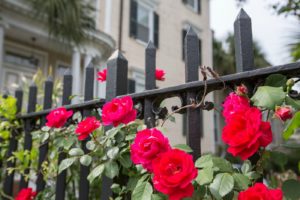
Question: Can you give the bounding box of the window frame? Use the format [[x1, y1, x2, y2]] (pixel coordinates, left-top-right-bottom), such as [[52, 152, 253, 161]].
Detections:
[[135, 2, 154, 45]]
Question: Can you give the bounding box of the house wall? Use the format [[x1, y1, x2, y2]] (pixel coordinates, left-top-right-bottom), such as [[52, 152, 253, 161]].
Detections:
[[97, 0, 215, 153]]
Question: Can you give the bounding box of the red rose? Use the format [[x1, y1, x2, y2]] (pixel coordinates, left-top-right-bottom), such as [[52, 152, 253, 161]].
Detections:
[[46, 107, 73, 128], [274, 106, 293, 121], [15, 188, 37, 200], [75, 116, 101, 140], [130, 128, 171, 172], [238, 183, 283, 200], [222, 92, 250, 122], [102, 96, 137, 127], [155, 69, 165, 81], [152, 149, 198, 200], [97, 68, 107, 82], [236, 84, 248, 96], [222, 107, 272, 160]]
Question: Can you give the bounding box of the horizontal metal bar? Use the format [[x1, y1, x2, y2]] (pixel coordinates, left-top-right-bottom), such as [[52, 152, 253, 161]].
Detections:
[[17, 62, 300, 120]]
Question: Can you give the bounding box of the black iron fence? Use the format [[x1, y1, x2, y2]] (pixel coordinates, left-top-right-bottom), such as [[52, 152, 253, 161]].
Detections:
[[1, 8, 300, 200]]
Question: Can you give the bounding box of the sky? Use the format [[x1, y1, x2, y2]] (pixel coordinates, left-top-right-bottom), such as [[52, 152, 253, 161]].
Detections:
[[210, 0, 299, 66]]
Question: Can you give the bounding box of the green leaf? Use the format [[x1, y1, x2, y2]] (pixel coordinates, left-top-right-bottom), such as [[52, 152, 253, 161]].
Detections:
[[283, 111, 300, 140], [212, 157, 233, 172], [232, 173, 250, 190], [68, 148, 84, 156], [40, 132, 50, 143], [251, 86, 285, 109], [282, 179, 300, 200], [195, 154, 213, 168], [270, 151, 288, 170], [196, 168, 213, 185], [241, 160, 252, 174], [41, 126, 51, 132], [63, 137, 76, 150], [265, 74, 287, 87], [58, 157, 77, 174], [107, 147, 119, 159], [151, 194, 166, 200], [87, 164, 105, 183], [285, 96, 300, 109], [209, 173, 234, 199], [245, 171, 261, 180], [119, 153, 132, 168], [173, 144, 193, 153], [132, 182, 153, 200], [86, 141, 96, 151], [111, 183, 121, 194], [80, 155, 92, 166], [105, 161, 119, 179]]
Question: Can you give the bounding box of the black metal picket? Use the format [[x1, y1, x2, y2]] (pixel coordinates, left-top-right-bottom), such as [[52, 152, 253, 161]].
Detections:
[[1, 9, 300, 200]]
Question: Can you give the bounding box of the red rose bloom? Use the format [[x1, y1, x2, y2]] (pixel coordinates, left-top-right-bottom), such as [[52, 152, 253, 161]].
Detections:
[[238, 183, 283, 200], [222, 92, 250, 122], [75, 116, 101, 140], [222, 107, 272, 160], [155, 69, 165, 81], [152, 149, 198, 200], [97, 69, 107, 82], [15, 188, 37, 200], [102, 96, 137, 127], [274, 106, 293, 121], [130, 128, 171, 172], [46, 107, 73, 128]]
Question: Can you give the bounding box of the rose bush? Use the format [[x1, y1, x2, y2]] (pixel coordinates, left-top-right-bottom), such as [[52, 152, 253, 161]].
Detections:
[[6, 73, 300, 200]]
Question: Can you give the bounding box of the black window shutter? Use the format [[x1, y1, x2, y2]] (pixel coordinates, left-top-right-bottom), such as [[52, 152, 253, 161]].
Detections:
[[128, 79, 136, 94], [197, 0, 201, 14], [129, 0, 138, 38], [182, 29, 187, 60], [199, 38, 202, 65], [154, 12, 159, 47]]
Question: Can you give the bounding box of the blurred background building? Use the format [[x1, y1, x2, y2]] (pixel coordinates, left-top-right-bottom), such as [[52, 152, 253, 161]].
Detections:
[[0, 0, 216, 152]]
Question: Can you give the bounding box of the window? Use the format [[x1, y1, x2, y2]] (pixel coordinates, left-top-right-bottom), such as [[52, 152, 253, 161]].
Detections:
[[182, 28, 202, 65], [132, 70, 145, 92], [182, 0, 201, 14], [4, 51, 39, 70], [130, 0, 159, 47]]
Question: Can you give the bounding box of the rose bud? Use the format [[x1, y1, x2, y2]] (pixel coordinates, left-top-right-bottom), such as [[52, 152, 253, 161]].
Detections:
[[274, 106, 293, 121], [236, 84, 248, 96]]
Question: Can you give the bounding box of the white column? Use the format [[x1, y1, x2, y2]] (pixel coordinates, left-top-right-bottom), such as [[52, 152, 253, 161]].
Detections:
[[84, 54, 92, 68], [0, 25, 5, 91], [104, 0, 112, 34], [71, 50, 81, 103]]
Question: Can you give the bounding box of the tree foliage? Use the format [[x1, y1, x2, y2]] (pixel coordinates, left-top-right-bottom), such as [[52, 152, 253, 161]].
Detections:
[[213, 34, 270, 75], [26, 0, 96, 45], [236, 0, 300, 61]]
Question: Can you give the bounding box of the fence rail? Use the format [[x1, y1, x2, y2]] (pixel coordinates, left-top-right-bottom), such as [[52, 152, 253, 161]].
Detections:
[[1, 8, 300, 200]]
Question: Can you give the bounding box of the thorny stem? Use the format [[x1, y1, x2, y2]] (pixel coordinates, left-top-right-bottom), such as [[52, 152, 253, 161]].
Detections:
[[161, 66, 225, 127]]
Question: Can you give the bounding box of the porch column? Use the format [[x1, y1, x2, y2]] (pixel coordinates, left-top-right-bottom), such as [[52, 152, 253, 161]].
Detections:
[[0, 24, 5, 90], [71, 49, 81, 103]]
